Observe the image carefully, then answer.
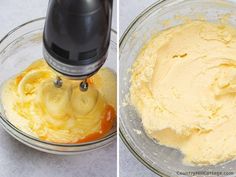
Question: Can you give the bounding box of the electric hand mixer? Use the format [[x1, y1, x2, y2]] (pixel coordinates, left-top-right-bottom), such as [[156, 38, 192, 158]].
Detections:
[[43, 0, 113, 91]]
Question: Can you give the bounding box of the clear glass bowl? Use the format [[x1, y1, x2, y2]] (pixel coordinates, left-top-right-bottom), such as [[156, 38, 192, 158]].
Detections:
[[120, 0, 236, 176], [0, 18, 117, 154]]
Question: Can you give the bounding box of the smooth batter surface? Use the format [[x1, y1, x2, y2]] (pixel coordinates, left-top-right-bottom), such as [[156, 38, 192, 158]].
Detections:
[[130, 21, 236, 165], [1, 59, 116, 143]]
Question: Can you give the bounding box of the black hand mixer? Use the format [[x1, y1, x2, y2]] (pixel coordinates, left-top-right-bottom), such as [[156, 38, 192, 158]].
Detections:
[[43, 0, 113, 91]]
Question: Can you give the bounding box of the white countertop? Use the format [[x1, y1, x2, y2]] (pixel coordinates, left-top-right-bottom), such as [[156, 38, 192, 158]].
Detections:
[[0, 1, 117, 177], [119, 0, 160, 177]]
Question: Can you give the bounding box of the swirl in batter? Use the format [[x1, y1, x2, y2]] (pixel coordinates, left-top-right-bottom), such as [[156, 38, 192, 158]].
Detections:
[[130, 21, 236, 165]]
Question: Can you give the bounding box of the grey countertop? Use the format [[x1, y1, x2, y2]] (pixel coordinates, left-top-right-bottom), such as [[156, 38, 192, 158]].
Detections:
[[119, 0, 160, 177], [0, 1, 117, 177]]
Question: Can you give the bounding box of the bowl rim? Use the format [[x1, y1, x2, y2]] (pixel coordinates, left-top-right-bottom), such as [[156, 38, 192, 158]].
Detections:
[[119, 0, 169, 176], [0, 17, 117, 147]]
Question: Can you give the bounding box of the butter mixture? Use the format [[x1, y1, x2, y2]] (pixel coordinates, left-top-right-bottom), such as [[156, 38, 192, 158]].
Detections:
[[130, 21, 236, 165], [1, 60, 116, 143]]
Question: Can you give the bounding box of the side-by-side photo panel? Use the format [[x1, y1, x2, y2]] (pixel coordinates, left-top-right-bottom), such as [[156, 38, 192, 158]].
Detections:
[[120, 0, 236, 177], [0, 1, 117, 177], [1, 0, 236, 177]]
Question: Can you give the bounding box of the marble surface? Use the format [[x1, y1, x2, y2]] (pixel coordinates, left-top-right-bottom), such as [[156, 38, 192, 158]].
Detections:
[[119, 0, 160, 177], [0, 1, 117, 177]]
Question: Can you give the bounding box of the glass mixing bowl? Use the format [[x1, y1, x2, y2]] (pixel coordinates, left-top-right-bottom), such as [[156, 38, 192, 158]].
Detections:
[[0, 18, 117, 154], [120, 0, 236, 176]]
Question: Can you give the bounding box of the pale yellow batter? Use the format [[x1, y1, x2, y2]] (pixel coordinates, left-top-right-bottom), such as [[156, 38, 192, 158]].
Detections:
[[130, 21, 236, 165], [1, 60, 116, 143]]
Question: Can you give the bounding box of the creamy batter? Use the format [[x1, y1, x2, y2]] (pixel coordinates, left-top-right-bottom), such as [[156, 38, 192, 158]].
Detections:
[[1, 59, 116, 143], [130, 21, 236, 165]]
